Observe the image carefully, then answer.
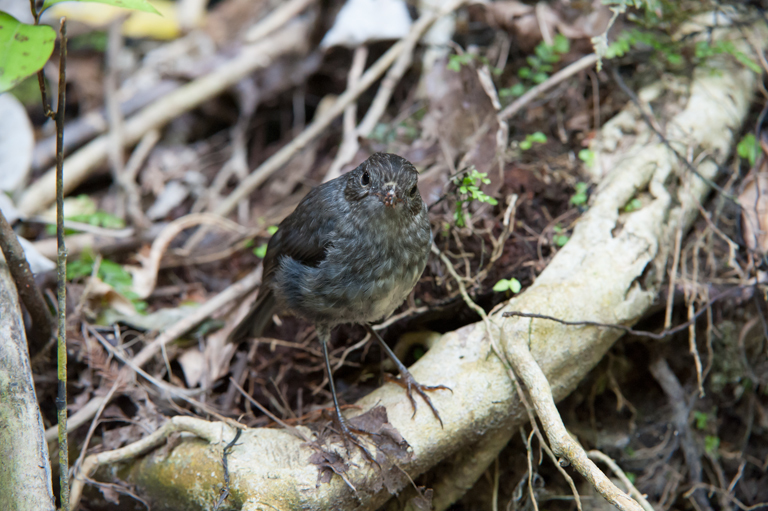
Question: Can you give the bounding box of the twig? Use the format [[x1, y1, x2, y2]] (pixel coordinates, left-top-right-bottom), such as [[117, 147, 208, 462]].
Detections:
[[499, 54, 598, 121], [128, 213, 248, 299], [491, 325, 583, 511], [323, 45, 368, 182], [70, 377, 122, 497], [88, 325, 237, 424], [608, 66, 736, 201], [213, 0, 469, 219], [502, 285, 739, 340], [0, 208, 53, 353], [244, 0, 315, 42], [213, 428, 242, 511], [229, 377, 310, 442], [649, 357, 712, 511], [46, 265, 262, 444], [501, 325, 644, 511], [432, 242, 501, 358], [55, 17, 70, 511], [71, 416, 238, 510], [18, 20, 312, 216], [105, 18, 128, 221], [588, 450, 654, 511]]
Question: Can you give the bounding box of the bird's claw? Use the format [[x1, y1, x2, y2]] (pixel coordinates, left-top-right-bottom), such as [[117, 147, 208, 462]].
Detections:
[[384, 371, 451, 428]]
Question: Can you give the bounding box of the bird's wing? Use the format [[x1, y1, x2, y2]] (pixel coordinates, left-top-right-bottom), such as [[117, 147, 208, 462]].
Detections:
[[262, 181, 339, 283]]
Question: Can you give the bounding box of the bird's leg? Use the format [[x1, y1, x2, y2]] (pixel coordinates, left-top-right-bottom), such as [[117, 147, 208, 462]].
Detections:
[[317, 325, 375, 461], [364, 324, 451, 428]]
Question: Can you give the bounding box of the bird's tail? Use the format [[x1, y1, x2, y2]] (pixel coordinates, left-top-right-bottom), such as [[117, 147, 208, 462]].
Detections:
[[227, 289, 276, 343]]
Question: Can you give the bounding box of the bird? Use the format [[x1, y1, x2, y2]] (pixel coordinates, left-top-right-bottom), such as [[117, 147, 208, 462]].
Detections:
[[229, 152, 448, 440]]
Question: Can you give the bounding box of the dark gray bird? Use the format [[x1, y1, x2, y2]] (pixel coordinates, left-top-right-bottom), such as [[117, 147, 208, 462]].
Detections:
[[229, 152, 447, 437]]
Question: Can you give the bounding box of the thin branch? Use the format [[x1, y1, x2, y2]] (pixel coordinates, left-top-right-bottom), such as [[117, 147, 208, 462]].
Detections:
[[47, 265, 263, 443], [500, 325, 644, 511], [55, 16, 70, 511], [587, 450, 655, 511], [0, 208, 53, 353], [502, 286, 739, 340], [212, 0, 469, 219], [499, 54, 598, 121], [18, 20, 313, 216]]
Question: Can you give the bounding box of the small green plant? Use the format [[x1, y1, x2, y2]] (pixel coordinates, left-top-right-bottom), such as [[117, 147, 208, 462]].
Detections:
[[447, 52, 503, 75], [500, 34, 570, 98], [606, 29, 683, 65], [624, 198, 642, 212], [578, 149, 596, 168], [569, 182, 589, 206], [520, 132, 547, 150], [695, 40, 761, 74], [452, 168, 498, 227], [67, 249, 146, 311], [693, 410, 709, 430], [552, 225, 569, 247], [253, 226, 278, 258], [493, 278, 522, 294], [737, 133, 761, 166], [45, 195, 125, 234], [704, 435, 720, 456], [447, 53, 474, 72]]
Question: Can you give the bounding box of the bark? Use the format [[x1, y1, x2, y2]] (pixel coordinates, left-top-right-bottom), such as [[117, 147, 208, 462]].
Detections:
[[0, 250, 56, 510]]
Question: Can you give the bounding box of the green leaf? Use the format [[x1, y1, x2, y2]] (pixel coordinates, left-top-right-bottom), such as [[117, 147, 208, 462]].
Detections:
[[704, 435, 720, 455], [517, 67, 531, 79], [520, 140, 532, 150], [694, 411, 708, 430], [530, 132, 547, 143], [552, 34, 570, 54], [578, 149, 596, 168], [266, 225, 278, 235], [0, 13, 56, 93], [253, 243, 268, 258], [734, 51, 762, 73], [493, 279, 510, 292], [624, 198, 642, 212], [508, 278, 521, 293], [737, 133, 760, 166], [42, 0, 160, 14], [554, 234, 569, 247], [570, 182, 589, 206]]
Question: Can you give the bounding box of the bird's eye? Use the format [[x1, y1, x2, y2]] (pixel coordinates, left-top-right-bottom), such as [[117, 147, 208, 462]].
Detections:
[[361, 171, 370, 186], [410, 185, 418, 197]]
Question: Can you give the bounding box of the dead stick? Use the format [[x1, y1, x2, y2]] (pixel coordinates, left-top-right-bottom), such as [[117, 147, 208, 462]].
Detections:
[[0, 209, 53, 353]]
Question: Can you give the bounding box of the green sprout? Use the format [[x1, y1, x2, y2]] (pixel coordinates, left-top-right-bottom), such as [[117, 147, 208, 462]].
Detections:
[[578, 149, 596, 168], [569, 182, 589, 206], [553, 225, 569, 247], [67, 249, 146, 312], [253, 225, 278, 258], [452, 167, 498, 227], [500, 34, 570, 98], [737, 133, 760, 166], [624, 198, 642, 212], [493, 278, 522, 294], [520, 132, 547, 150]]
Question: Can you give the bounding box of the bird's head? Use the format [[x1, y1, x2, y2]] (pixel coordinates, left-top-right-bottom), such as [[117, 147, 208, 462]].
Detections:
[[344, 153, 424, 219]]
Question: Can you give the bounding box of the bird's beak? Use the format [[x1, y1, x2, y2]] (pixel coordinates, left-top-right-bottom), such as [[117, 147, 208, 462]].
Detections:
[[381, 184, 399, 208], [384, 187, 396, 207]]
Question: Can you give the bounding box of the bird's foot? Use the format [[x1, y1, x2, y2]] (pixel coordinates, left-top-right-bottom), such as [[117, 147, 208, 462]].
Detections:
[[384, 370, 452, 428], [332, 413, 378, 465]]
